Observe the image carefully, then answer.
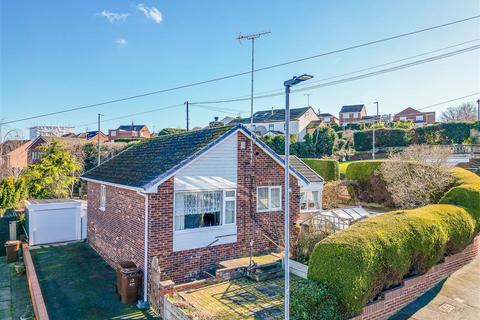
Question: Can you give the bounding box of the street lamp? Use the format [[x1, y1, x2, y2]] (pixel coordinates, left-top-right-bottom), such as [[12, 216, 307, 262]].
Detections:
[[283, 74, 313, 320], [372, 102, 379, 160]]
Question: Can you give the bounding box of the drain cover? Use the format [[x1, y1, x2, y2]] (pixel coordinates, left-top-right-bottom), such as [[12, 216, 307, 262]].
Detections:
[[439, 303, 455, 313]]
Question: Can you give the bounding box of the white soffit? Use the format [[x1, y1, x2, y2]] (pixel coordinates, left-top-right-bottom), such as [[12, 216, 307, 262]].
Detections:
[[174, 176, 237, 191]]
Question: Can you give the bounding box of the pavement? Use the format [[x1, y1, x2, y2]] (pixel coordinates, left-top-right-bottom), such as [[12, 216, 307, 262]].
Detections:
[[0, 256, 33, 320], [391, 257, 480, 320]]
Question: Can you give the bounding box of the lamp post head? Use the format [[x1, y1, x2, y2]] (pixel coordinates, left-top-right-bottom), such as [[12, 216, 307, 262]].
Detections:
[[284, 74, 313, 87]]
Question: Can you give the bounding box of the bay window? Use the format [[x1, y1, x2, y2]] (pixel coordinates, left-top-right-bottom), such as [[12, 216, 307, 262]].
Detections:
[[257, 186, 282, 212], [174, 190, 236, 231], [300, 191, 321, 211]]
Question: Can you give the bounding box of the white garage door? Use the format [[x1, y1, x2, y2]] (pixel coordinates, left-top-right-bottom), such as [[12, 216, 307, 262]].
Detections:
[[27, 199, 85, 246]]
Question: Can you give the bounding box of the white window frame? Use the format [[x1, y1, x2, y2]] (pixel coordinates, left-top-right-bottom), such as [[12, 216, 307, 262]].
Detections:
[[415, 115, 424, 122], [110, 130, 117, 137], [268, 124, 274, 131], [353, 112, 359, 119], [343, 113, 350, 119], [173, 189, 236, 232], [324, 116, 330, 122], [256, 186, 282, 212], [300, 190, 322, 212], [399, 116, 407, 121], [99, 185, 106, 211]]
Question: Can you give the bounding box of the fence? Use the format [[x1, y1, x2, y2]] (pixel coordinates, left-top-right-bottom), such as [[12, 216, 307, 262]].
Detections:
[[450, 144, 480, 155]]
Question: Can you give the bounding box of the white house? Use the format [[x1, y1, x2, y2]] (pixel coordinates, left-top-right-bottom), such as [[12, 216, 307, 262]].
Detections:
[[231, 106, 320, 141]]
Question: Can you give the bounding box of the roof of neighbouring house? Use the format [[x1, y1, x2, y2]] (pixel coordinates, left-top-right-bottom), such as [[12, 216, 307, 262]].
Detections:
[[281, 156, 324, 183], [82, 125, 310, 189], [117, 125, 147, 132], [395, 107, 422, 116], [230, 107, 312, 124], [319, 113, 337, 118], [340, 105, 365, 113], [0, 140, 31, 155]]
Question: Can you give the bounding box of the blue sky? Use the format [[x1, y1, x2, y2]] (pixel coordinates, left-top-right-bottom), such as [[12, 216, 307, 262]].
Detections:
[[1, 0, 479, 136]]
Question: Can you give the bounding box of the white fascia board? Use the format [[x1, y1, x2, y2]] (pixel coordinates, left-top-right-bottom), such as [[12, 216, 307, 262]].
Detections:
[[81, 177, 143, 192]]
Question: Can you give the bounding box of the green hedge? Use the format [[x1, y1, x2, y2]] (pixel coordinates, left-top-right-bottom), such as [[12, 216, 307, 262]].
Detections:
[[301, 159, 339, 181], [308, 204, 477, 315], [344, 160, 384, 182], [353, 129, 412, 151], [308, 167, 480, 316]]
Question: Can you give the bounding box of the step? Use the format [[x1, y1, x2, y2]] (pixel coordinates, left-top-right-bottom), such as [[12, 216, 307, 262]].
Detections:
[[246, 262, 284, 282]]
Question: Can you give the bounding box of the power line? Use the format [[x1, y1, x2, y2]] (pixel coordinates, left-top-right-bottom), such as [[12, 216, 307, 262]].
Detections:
[[2, 15, 479, 126], [190, 104, 243, 115], [192, 44, 480, 105]]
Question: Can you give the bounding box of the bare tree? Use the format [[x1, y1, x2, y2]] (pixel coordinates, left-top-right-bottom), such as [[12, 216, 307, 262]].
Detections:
[[440, 102, 477, 122], [379, 145, 454, 209]]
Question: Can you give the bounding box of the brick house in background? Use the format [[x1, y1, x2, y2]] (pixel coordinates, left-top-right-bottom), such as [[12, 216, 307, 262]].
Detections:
[[27, 136, 87, 164], [318, 113, 339, 125], [393, 107, 436, 125], [339, 104, 367, 126], [64, 130, 110, 143], [108, 124, 151, 141], [0, 140, 31, 176], [82, 124, 317, 300]]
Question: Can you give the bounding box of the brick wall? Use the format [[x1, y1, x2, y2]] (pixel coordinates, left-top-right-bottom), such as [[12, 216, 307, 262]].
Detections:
[[148, 132, 301, 283], [351, 235, 480, 320], [87, 183, 146, 270]]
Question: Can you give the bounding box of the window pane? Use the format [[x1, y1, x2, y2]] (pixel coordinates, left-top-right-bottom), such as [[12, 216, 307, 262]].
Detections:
[[225, 200, 235, 224], [257, 188, 269, 210], [225, 190, 235, 198], [300, 192, 307, 210], [307, 192, 315, 210], [271, 188, 281, 209], [312, 191, 321, 210]]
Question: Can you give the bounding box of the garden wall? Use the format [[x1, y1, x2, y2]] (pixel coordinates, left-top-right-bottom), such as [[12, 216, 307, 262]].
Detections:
[[351, 235, 480, 320]]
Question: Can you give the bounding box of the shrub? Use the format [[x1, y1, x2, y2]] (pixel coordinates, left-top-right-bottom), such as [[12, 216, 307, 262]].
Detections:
[[439, 122, 472, 144], [293, 230, 329, 264], [308, 204, 477, 316], [301, 159, 339, 181], [291, 278, 343, 320], [0, 177, 27, 211], [344, 160, 384, 182], [353, 129, 412, 151]]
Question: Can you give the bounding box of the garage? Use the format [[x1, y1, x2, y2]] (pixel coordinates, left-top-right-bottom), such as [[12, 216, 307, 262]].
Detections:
[[26, 199, 87, 246]]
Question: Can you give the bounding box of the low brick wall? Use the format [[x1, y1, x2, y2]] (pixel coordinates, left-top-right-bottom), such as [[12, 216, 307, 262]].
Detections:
[[23, 244, 50, 320], [351, 235, 480, 320]]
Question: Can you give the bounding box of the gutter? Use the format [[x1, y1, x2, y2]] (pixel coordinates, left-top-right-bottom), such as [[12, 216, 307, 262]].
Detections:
[[137, 191, 150, 309]]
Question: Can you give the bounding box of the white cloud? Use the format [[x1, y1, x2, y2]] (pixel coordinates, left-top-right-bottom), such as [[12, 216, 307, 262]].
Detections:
[[98, 10, 129, 23], [136, 4, 162, 23], [116, 38, 128, 46]]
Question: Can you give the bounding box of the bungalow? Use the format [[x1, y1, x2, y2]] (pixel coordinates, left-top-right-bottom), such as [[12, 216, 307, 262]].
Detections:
[[393, 107, 435, 125], [81, 124, 321, 298], [108, 124, 151, 141], [65, 130, 110, 143]]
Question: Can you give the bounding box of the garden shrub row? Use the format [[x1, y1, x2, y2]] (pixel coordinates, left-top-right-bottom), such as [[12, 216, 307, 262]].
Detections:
[[301, 159, 339, 181], [352, 122, 479, 151], [308, 167, 480, 316], [344, 160, 384, 182]]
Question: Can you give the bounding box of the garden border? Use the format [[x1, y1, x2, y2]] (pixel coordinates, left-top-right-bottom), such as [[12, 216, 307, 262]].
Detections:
[[23, 243, 50, 320]]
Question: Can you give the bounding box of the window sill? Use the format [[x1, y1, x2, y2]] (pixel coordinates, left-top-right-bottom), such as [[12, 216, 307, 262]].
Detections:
[[257, 208, 282, 213], [99, 207, 105, 212], [174, 223, 236, 235]]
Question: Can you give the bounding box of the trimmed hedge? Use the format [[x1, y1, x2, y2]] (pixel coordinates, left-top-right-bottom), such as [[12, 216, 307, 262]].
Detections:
[[302, 159, 339, 181], [308, 167, 480, 316], [353, 129, 412, 151], [308, 204, 477, 315], [344, 160, 384, 182]]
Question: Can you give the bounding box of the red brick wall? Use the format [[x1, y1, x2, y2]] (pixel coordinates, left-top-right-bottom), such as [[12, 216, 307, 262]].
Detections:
[[351, 235, 480, 320], [148, 132, 301, 283], [2, 140, 30, 171], [87, 182, 146, 270]]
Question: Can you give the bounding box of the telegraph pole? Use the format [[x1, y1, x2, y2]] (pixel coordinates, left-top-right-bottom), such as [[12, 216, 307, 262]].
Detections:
[[477, 99, 480, 121], [185, 101, 190, 131], [304, 93, 312, 106], [237, 31, 271, 158], [372, 102, 379, 160], [97, 113, 103, 166]]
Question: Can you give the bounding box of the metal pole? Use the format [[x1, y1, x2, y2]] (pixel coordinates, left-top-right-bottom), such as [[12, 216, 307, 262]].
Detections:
[[372, 102, 379, 160], [185, 101, 189, 131], [284, 84, 291, 320], [97, 113, 102, 166], [250, 38, 255, 159], [477, 99, 480, 121]]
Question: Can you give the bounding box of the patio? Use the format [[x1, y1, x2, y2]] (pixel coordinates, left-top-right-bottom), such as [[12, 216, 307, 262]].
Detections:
[[29, 241, 158, 320]]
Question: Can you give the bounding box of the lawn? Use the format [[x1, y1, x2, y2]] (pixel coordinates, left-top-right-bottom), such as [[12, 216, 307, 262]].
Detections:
[[30, 241, 157, 320]]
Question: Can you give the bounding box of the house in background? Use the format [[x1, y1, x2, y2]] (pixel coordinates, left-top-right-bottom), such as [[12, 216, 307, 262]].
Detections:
[[0, 140, 31, 176], [230, 106, 319, 141], [393, 107, 435, 125], [108, 124, 151, 141], [81, 124, 318, 290], [339, 104, 367, 126], [29, 125, 75, 140], [27, 136, 87, 164], [64, 130, 109, 143], [318, 113, 340, 125]]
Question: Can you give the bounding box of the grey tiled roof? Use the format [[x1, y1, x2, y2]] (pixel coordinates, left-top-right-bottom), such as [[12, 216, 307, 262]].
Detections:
[[231, 107, 312, 124], [83, 126, 233, 188], [117, 125, 146, 131], [281, 156, 324, 183], [340, 105, 365, 113]]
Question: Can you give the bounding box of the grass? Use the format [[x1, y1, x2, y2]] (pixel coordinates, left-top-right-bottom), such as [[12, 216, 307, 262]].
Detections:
[[30, 241, 157, 320]]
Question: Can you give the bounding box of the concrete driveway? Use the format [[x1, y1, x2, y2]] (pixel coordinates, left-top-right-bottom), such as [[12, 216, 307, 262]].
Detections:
[[391, 257, 480, 320]]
